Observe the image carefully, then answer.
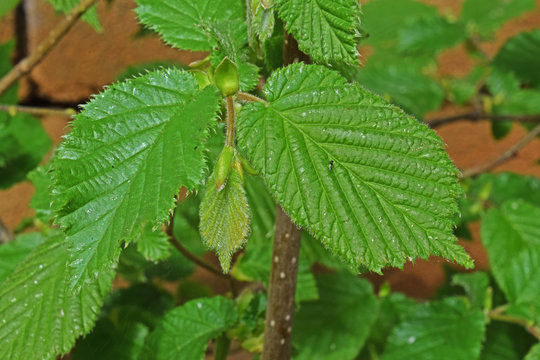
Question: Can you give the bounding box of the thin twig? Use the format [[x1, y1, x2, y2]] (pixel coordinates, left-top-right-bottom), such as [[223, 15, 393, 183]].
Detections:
[[0, 0, 99, 97], [488, 309, 540, 340], [166, 208, 228, 279], [237, 92, 266, 104], [168, 234, 228, 278], [461, 122, 540, 178], [0, 104, 76, 117], [427, 112, 540, 128]]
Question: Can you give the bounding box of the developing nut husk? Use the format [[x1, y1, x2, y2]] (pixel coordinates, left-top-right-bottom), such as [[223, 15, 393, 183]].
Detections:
[[214, 57, 239, 97], [215, 145, 235, 191]]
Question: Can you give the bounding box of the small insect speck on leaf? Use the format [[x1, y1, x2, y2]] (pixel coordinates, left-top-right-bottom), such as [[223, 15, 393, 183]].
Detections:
[[328, 160, 334, 171]]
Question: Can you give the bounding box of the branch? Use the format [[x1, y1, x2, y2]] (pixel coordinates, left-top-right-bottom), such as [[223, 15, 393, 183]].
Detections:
[[461, 122, 540, 178], [262, 205, 302, 360], [166, 208, 228, 279], [427, 112, 540, 128], [0, 0, 99, 97], [488, 308, 540, 340], [261, 31, 309, 360], [0, 218, 14, 244], [0, 104, 76, 117]]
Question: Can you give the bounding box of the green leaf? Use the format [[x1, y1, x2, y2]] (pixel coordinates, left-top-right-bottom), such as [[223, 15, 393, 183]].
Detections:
[[275, 0, 361, 63], [72, 283, 175, 360], [492, 29, 540, 86], [486, 68, 520, 98], [0, 234, 116, 360], [45, 0, 102, 31], [467, 173, 540, 208], [0, 113, 52, 189], [525, 343, 540, 360], [493, 90, 540, 116], [135, 0, 245, 51], [0, 0, 19, 17], [207, 21, 260, 92], [461, 0, 534, 35], [481, 200, 540, 309], [352, 61, 444, 118], [362, 0, 438, 49], [140, 296, 238, 360], [237, 63, 470, 272], [364, 292, 418, 355], [135, 226, 170, 261], [398, 15, 467, 56], [480, 322, 536, 360], [200, 164, 251, 273], [382, 297, 486, 360], [28, 165, 54, 223], [293, 272, 378, 360], [0, 232, 45, 284], [447, 67, 485, 106], [72, 319, 149, 360], [451, 272, 490, 309], [51, 69, 220, 289]]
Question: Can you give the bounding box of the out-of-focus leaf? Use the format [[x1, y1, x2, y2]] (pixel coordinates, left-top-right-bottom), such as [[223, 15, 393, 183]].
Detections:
[[0, 232, 45, 284], [480, 322, 536, 360], [28, 165, 54, 223], [362, 0, 438, 49], [348, 61, 444, 118], [467, 173, 540, 208], [461, 0, 534, 35], [451, 272, 490, 309], [382, 297, 486, 360], [0, 0, 19, 17], [363, 292, 418, 355], [492, 30, 540, 85], [525, 343, 540, 360], [398, 15, 467, 56], [293, 272, 378, 360], [45, 0, 102, 31]]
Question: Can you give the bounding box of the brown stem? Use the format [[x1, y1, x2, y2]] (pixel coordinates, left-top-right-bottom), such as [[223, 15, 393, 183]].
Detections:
[[262, 205, 302, 360], [0, 104, 76, 117], [427, 112, 540, 128], [166, 212, 228, 279], [225, 96, 236, 147], [461, 122, 540, 178], [0, 218, 14, 244], [237, 92, 266, 104], [261, 31, 309, 360], [0, 0, 99, 97]]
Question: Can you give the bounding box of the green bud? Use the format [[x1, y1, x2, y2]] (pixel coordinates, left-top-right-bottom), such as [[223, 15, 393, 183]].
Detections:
[[188, 55, 211, 69], [189, 70, 211, 90], [232, 158, 244, 184], [238, 152, 259, 176], [214, 57, 239, 97], [215, 146, 235, 191]]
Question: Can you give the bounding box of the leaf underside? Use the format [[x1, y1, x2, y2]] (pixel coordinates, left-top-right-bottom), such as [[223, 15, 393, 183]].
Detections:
[[276, 0, 360, 64], [200, 166, 251, 273], [237, 63, 471, 272]]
